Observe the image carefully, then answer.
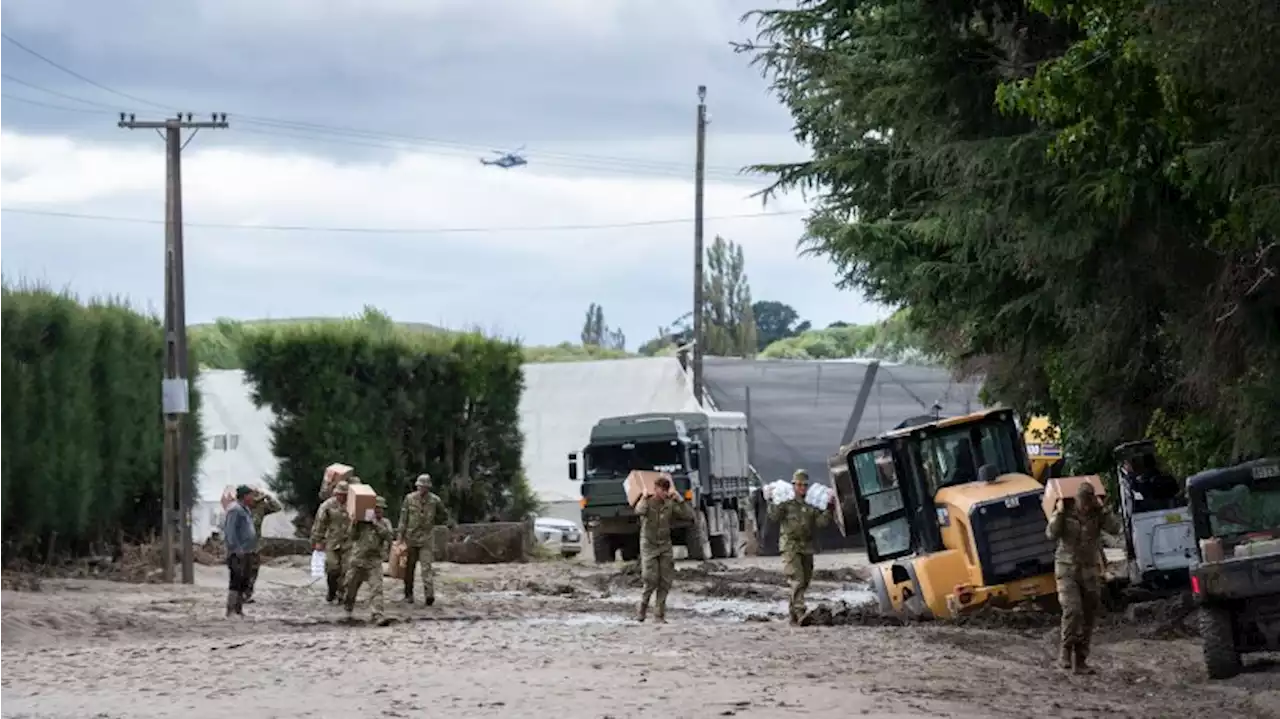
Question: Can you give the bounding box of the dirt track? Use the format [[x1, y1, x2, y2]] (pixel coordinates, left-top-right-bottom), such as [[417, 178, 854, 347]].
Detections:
[[3, 553, 1278, 719]]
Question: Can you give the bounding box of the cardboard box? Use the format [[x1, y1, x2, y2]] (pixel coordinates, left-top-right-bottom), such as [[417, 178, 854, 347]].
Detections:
[[1200, 538, 1224, 563], [1042, 475, 1107, 518], [388, 540, 408, 579], [624, 470, 672, 507], [320, 463, 355, 498], [346, 483, 378, 521]]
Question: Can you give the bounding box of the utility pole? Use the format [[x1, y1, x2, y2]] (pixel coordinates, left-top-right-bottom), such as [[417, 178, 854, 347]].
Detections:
[[118, 112, 228, 584], [692, 85, 708, 406]]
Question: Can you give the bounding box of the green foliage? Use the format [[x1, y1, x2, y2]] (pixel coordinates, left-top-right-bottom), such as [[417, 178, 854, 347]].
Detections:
[[1146, 408, 1234, 480], [740, 0, 1279, 473], [759, 309, 936, 363], [1, 282, 203, 559], [751, 300, 803, 351], [579, 302, 626, 351], [522, 342, 631, 363], [703, 236, 758, 357], [239, 321, 538, 525]]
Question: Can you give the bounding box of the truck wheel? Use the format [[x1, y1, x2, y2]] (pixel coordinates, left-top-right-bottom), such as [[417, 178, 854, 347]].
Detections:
[[685, 512, 712, 561], [592, 533, 615, 564], [1200, 606, 1242, 679], [709, 534, 729, 559], [620, 535, 641, 562]]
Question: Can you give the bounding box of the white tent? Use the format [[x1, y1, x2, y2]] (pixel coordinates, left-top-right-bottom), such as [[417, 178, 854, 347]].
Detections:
[[519, 357, 701, 524], [194, 370, 295, 543]]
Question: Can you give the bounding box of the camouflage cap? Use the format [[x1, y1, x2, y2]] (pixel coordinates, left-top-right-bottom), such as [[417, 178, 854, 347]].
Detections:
[[1075, 482, 1097, 499], [333, 480, 350, 495], [416, 473, 432, 488], [375, 496, 387, 509], [792, 469, 810, 482]]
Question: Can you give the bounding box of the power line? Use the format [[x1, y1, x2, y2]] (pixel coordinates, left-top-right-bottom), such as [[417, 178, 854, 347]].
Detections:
[[1, 32, 753, 177], [1, 206, 805, 234], [1, 92, 109, 114]]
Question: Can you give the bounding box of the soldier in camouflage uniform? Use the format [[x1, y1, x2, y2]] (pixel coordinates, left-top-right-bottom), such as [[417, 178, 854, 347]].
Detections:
[[1046, 482, 1121, 674], [634, 476, 694, 623], [243, 488, 284, 604], [311, 480, 352, 603], [397, 473, 443, 605], [768, 469, 834, 625], [344, 495, 393, 624]]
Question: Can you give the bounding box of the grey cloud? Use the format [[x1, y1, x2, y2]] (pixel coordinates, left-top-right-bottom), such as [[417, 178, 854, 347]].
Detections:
[[1, 0, 791, 155]]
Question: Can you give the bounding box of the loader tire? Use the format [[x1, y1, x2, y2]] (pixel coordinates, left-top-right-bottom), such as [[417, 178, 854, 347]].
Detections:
[[1200, 606, 1242, 680]]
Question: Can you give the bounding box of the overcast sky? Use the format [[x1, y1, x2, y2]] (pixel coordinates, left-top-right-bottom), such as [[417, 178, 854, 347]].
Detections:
[[1, 0, 887, 346]]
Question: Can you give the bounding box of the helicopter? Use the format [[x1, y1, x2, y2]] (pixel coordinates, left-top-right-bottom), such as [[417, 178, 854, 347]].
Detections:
[[480, 146, 528, 169]]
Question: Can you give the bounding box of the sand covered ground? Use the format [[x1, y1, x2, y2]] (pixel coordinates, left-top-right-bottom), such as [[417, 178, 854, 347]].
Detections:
[[3, 553, 1278, 719]]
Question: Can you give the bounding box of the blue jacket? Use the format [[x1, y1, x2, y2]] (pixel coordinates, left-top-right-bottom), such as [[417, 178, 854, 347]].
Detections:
[[223, 501, 257, 555]]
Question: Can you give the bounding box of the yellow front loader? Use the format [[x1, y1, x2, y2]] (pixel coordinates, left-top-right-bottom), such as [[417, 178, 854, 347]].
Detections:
[[828, 408, 1058, 619]]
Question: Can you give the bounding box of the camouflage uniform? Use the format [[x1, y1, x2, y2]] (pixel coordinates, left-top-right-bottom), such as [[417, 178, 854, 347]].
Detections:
[[398, 474, 442, 605], [344, 496, 393, 622], [1046, 483, 1121, 673], [633, 491, 694, 622], [244, 490, 283, 603], [768, 470, 831, 624], [311, 481, 352, 603]]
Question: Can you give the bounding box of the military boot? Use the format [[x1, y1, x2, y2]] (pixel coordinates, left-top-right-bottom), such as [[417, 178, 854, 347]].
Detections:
[[1073, 648, 1095, 675], [325, 575, 338, 604], [636, 601, 648, 623], [225, 591, 239, 619], [403, 588, 414, 605], [424, 593, 435, 607], [1058, 645, 1072, 670]]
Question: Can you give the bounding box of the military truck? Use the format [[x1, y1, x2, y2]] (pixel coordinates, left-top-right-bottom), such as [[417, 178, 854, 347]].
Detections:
[[569, 411, 752, 563]]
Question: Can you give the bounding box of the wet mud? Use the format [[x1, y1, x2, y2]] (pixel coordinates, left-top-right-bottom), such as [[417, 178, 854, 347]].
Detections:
[[2, 554, 1278, 719]]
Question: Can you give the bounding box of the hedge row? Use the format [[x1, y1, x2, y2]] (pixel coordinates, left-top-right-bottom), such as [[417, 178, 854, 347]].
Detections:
[[1, 284, 203, 559], [240, 321, 538, 525]]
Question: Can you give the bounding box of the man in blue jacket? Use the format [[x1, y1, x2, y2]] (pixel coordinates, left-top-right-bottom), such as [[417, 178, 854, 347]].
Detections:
[[222, 485, 258, 618]]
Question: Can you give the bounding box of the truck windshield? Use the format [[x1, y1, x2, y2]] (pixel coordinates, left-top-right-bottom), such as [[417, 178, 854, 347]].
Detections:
[[585, 442, 684, 478], [1206, 478, 1280, 539]]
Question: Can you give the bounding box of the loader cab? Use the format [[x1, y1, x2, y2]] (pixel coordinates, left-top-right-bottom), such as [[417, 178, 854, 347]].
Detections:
[[840, 408, 1032, 563], [1113, 440, 1195, 587]]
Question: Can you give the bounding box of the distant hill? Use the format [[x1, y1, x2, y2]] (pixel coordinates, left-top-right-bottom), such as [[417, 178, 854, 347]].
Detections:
[[189, 317, 445, 333], [188, 314, 631, 369]]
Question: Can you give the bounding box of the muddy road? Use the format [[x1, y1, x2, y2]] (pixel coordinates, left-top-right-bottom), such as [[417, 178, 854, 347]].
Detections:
[[3, 554, 1278, 719]]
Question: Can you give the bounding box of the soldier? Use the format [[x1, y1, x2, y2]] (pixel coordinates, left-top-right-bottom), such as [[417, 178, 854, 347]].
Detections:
[[768, 469, 834, 625], [1046, 482, 1122, 674], [397, 473, 443, 605], [243, 488, 283, 604], [344, 495, 393, 625], [311, 480, 352, 603], [222, 485, 257, 618], [634, 476, 693, 623]]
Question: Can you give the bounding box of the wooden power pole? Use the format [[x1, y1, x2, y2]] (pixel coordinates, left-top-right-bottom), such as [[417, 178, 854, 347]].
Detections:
[[692, 86, 708, 406], [118, 112, 228, 584]]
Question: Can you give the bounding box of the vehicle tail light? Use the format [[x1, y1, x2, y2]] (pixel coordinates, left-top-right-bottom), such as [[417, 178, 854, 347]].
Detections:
[[1191, 575, 1200, 595], [579, 497, 587, 508], [684, 489, 693, 501]]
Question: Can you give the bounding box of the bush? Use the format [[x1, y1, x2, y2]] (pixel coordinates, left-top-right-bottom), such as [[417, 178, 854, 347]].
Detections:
[[240, 321, 539, 525], [0, 283, 203, 559]]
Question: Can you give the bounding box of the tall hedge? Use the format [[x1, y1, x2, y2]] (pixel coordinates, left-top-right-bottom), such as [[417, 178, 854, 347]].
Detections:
[[1, 284, 203, 559], [240, 322, 538, 525]]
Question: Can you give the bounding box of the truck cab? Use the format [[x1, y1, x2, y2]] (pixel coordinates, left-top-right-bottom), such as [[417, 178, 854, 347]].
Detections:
[[571, 411, 750, 563], [832, 408, 1058, 619], [1113, 440, 1195, 587]]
